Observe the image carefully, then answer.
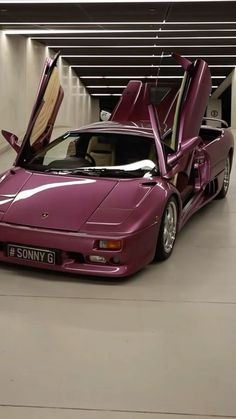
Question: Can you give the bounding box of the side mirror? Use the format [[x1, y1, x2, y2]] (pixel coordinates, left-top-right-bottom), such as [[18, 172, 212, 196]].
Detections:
[[1, 130, 21, 153], [167, 136, 200, 166]]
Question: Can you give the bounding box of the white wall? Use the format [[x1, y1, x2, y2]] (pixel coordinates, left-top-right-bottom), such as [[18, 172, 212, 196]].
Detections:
[[231, 69, 236, 129], [0, 32, 99, 151], [206, 99, 222, 128]]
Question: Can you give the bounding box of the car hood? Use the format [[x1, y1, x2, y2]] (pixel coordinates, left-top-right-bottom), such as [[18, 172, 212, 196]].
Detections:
[[1, 170, 152, 232]]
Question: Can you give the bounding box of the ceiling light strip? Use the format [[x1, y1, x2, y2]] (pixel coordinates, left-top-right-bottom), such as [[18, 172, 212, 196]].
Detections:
[[84, 76, 226, 80], [72, 65, 169, 68], [62, 55, 172, 58], [48, 45, 236, 48], [5, 28, 236, 35], [2, 21, 236, 25], [63, 54, 236, 58], [31, 36, 159, 40], [87, 86, 127, 88], [3, 29, 177, 35], [91, 93, 122, 97], [29, 29, 236, 35], [161, 36, 236, 39], [30, 36, 236, 41], [1, 0, 236, 3]]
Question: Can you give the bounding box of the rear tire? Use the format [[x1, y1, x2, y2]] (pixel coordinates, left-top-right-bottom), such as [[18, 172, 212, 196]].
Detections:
[[154, 196, 178, 261], [216, 156, 231, 199]]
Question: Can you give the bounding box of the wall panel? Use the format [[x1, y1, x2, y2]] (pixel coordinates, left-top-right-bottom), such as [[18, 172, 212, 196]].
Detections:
[[0, 32, 99, 151]]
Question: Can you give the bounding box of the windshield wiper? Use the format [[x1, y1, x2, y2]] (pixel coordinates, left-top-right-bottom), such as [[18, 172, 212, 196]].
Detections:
[[44, 168, 74, 174], [43, 167, 101, 176], [39, 166, 158, 178], [70, 167, 153, 178]]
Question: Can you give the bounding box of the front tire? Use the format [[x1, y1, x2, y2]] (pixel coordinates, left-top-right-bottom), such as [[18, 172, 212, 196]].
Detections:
[[216, 156, 231, 199], [154, 196, 178, 261]]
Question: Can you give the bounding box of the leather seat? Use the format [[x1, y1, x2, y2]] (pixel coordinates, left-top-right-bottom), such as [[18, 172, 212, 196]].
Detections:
[[87, 137, 115, 166]]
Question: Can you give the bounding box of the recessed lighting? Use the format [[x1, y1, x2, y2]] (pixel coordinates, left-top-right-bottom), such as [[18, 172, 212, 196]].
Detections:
[[164, 21, 236, 25], [81, 76, 147, 79], [151, 76, 226, 79], [91, 93, 122, 97], [155, 29, 236, 33], [83, 76, 225, 80], [2, 20, 236, 25], [49, 45, 156, 48], [87, 85, 126, 88], [209, 65, 235, 67], [185, 55, 236, 58], [3, 29, 171, 35], [31, 36, 158, 40], [0, 21, 161, 25], [72, 65, 161, 68], [61, 54, 171, 58], [5, 27, 236, 35], [63, 54, 236, 59], [160, 36, 236, 40], [1, 0, 236, 3], [91, 93, 113, 96], [28, 28, 236, 39], [48, 44, 236, 48], [76, 66, 183, 70]]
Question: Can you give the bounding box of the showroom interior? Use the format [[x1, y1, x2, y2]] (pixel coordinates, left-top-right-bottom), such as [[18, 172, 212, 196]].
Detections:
[[1, 0, 236, 418]]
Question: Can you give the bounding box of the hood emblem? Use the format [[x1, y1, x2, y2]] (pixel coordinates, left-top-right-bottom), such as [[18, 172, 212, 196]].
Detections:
[[41, 212, 49, 219]]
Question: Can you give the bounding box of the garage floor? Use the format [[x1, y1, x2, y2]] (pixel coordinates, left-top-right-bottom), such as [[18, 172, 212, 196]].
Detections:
[[0, 144, 236, 419]]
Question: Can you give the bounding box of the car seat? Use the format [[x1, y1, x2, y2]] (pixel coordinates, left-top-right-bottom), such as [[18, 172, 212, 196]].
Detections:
[[87, 136, 115, 166]]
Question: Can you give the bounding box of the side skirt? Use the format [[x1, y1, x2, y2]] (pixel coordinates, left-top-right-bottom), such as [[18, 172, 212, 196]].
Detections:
[[179, 179, 220, 229]]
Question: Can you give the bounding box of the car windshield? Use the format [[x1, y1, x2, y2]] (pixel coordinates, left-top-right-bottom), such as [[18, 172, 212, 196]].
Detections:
[[24, 132, 158, 178]]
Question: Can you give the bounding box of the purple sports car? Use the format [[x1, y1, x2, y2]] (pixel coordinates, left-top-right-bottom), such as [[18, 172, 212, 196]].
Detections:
[[0, 53, 234, 277]]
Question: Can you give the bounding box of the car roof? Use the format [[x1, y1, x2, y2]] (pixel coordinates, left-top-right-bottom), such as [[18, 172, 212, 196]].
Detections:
[[70, 121, 155, 138]]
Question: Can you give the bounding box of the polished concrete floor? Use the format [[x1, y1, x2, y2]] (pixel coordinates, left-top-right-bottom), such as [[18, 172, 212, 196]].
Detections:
[[0, 145, 236, 419]]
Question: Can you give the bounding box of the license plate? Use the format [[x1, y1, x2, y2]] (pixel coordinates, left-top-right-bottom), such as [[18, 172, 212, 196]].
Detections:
[[6, 244, 56, 265]]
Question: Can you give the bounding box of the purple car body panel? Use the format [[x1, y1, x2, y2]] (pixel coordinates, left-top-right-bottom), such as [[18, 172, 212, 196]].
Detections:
[[0, 53, 234, 277]]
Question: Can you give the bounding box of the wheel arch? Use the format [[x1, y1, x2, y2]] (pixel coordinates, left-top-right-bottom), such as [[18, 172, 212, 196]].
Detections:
[[166, 189, 182, 229]]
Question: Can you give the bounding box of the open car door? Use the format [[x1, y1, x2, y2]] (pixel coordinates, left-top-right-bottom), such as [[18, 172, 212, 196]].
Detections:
[[164, 54, 212, 198], [170, 53, 212, 152], [9, 53, 64, 165]]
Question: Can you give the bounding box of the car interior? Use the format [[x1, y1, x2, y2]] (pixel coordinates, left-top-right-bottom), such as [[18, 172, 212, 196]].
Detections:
[[86, 136, 115, 166], [66, 133, 158, 168]]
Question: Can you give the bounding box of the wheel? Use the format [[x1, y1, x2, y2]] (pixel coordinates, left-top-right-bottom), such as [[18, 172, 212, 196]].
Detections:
[[216, 156, 231, 199], [154, 196, 178, 261]]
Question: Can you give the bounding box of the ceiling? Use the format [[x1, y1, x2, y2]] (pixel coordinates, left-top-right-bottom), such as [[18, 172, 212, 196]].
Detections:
[[0, 1, 236, 110]]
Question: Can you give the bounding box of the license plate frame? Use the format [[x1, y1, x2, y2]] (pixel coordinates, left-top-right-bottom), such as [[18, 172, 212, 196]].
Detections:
[[6, 243, 58, 265]]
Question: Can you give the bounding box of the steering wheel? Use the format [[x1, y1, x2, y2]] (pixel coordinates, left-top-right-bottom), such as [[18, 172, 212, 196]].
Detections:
[[84, 153, 96, 166]]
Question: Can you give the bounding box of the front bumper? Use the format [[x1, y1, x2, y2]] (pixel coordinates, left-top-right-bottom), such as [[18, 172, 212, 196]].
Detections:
[[0, 222, 158, 277]]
